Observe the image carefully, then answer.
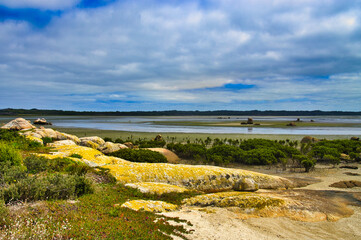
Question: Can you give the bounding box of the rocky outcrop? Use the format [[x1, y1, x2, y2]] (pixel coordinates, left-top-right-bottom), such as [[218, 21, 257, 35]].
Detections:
[[100, 142, 128, 154], [125, 182, 189, 195], [1, 118, 35, 130], [146, 148, 179, 163], [25, 135, 43, 145], [39, 143, 294, 192], [79, 136, 105, 150], [33, 118, 52, 125], [121, 200, 178, 212], [301, 136, 319, 144], [183, 191, 284, 209], [49, 140, 77, 147]]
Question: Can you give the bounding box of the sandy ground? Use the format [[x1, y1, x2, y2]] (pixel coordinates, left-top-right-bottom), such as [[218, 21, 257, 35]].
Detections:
[[164, 163, 361, 240]]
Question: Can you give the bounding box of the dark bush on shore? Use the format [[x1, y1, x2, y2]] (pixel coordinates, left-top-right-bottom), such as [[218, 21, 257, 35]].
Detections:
[[135, 139, 166, 148], [1, 173, 93, 203], [109, 148, 167, 163], [167, 143, 207, 160]]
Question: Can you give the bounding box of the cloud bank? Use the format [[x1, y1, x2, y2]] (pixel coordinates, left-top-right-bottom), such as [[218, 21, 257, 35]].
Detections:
[[0, 0, 360, 111]]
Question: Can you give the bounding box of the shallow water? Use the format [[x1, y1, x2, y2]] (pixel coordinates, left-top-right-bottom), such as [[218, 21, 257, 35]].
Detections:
[[1, 115, 360, 135]]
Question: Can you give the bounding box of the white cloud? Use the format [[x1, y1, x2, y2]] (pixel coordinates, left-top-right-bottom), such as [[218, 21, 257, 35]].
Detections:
[[0, 0, 360, 110]]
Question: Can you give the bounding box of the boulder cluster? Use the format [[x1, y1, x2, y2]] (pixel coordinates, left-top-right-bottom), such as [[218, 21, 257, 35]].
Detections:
[[2, 117, 296, 214]]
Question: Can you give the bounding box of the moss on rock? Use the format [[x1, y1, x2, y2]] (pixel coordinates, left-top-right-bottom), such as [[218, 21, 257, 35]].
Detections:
[[125, 182, 189, 195], [121, 200, 178, 212], [183, 191, 284, 209]]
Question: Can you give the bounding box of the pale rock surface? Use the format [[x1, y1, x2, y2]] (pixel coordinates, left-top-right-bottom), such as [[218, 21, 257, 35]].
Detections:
[[49, 140, 77, 147], [39, 143, 294, 192], [1, 118, 35, 130], [125, 182, 189, 195], [121, 200, 178, 212], [79, 136, 105, 150], [25, 135, 43, 145], [100, 141, 128, 154]]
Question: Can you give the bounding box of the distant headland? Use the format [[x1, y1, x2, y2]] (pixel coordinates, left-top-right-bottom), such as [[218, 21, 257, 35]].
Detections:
[[1, 108, 361, 116]]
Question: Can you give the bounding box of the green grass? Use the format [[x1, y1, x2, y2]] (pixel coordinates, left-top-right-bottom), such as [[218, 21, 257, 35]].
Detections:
[[1, 184, 195, 239]]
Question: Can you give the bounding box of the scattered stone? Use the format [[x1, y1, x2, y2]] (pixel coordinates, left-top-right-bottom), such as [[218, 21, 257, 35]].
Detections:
[[33, 118, 52, 125], [286, 122, 296, 127], [121, 200, 178, 212], [301, 136, 319, 144], [124, 142, 134, 149], [125, 182, 189, 195], [339, 165, 358, 170], [247, 118, 254, 124], [340, 154, 350, 161], [296, 118, 301, 122], [329, 181, 361, 188], [1, 118, 36, 130], [154, 134, 164, 141], [310, 119, 315, 122]]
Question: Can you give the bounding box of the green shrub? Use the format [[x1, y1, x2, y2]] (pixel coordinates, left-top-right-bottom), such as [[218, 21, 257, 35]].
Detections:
[[167, 143, 207, 160], [69, 153, 83, 159], [0, 142, 22, 167], [322, 154, 340, 165], [23, 155, 48, 174], [109, 148, 167, 163], [1, 174, 93, 203], [0, 164, 27, 185], [301, 159, 315, 172], [41, 137, 53, 145], [136, 139, 166, 148], [103, 137, 113, 142]]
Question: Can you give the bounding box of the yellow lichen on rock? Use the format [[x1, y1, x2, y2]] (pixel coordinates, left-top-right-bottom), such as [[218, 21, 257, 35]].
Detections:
[[106, 163, 292, 192], [121, 200, 178, 212], [25, 135, 43, 145], [125, 182, 189, 195], [183, 191, 284, 209], [38, 142, 293, 192]]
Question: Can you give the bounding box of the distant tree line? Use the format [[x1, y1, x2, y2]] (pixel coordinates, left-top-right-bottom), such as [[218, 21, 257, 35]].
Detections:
[[1, 108, 361, 116]]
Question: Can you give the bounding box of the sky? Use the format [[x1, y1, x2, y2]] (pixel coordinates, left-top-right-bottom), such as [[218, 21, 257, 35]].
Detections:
[[0, 0, 360, 111]]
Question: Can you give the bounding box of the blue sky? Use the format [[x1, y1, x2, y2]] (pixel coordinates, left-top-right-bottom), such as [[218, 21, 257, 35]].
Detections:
[[0, 0, 360, 111]]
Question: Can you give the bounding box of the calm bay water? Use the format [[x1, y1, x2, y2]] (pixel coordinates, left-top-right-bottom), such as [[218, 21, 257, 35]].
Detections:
[[1, 116, 361, 136]]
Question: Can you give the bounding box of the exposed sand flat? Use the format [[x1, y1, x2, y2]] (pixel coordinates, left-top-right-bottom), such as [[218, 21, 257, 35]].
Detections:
[[165, 164, 361, 240]]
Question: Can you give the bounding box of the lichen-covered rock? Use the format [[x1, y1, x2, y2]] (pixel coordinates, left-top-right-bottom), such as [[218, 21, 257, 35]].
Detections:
[[25, 135, 43, 145], [59, 132, 80, 144], [183, 191, 284, 209], [49, 140, 77, 147], [106, 163, 293, 192], [125, 182, 189, 195], [79, 136, 105, 150], [1, 118, 35, 130], [121, 200, 178, 212], [146, 148, 179, 163], [100, 142, 128, 154], [39, 143, 294, 192]]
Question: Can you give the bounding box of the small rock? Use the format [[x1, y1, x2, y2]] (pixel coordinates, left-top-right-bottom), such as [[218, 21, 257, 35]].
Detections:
[[33, 118, 52, 125]]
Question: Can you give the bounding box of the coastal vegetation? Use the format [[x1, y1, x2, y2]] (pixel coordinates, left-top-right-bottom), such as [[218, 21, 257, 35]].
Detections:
[[0, 119, 360, 239]]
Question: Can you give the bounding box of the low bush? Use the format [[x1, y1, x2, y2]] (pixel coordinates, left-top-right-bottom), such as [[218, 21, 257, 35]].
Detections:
[[1, 174, 93, 203], [109, 149, 167, 163], [0, 142, 22, 167], [42, 137, 53, 145]]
